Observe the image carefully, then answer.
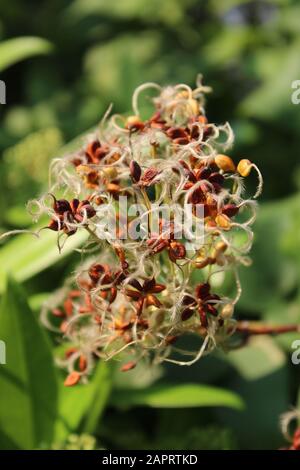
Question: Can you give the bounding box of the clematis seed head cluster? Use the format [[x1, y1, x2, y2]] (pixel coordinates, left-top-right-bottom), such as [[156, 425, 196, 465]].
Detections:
[[30, 76, 262, 385]]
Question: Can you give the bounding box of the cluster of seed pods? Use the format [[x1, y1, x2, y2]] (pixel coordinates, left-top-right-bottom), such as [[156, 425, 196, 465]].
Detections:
[[35, 77, 262, 385]]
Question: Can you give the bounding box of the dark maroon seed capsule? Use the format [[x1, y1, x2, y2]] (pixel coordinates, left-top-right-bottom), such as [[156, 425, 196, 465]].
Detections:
[[198, 307, 208, 327], [82, 204, 96, 218], [212, 183, 222, 193], [70, 198, 80, 213], [209, 172, 224, 185], [222, 204, 239, 218], [48, 219, 59, 231], [181, 308, 194, 321], [166, 127, 188, 139], [54, 199, 71, 214], [204, 303, 218, 317], [198, 167, 212, 180], [196, 283, 210, 300], [130, 160, 142, 183], [182, 295, 196, 306]]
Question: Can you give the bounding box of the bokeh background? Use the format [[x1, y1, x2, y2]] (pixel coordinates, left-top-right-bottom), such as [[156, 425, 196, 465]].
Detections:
[[0, 0, 300, 450]]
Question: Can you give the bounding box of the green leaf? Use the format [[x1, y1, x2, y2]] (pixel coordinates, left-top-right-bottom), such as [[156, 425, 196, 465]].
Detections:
[[65, 0, 187, 26], [55, 361, 111, 442], [0, 37, 53, 72], [0, 278, 57, 449], [227, 336, 286, 381], [0, 229, 88, 293], [0, 126, 95, 292], [239, 40, 300, 125], [110, 383, 244, 410], [238, 195, 300, 312]]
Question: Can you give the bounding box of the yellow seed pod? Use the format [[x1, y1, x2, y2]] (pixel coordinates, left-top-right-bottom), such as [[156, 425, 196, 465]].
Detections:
[[194, 257, 214, 269], [215, 241, 228, 254], [212, 242, 227, 265], [215, 154, 236, 172], [126, 115, 140, 126], [102, 167, 117, 179], [176, 90, 189, 99], [76, 164, 90, 174], [221, 304, 234, 319], [237, 159, 252, 177], [125, 115, 144, 131], [215, 214, 231, 230], [188, 98, 199, 115]]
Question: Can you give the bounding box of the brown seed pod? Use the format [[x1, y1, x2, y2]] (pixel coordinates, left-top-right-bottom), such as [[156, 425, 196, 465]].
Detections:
[[196, 283, 210, 299], [79, 355, 88, 372], [126, 115, 144, 132], [120, 361, 137, 372], [64, 371, 81, 387], [222, 204, 239, 218], [130, 160, 142, 183], [181, 308, 194, 321]]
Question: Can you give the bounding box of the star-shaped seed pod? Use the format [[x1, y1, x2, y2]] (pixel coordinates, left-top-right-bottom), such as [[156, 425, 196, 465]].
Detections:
[[48, 197, 96, 236], [125, 278, 166, 316]]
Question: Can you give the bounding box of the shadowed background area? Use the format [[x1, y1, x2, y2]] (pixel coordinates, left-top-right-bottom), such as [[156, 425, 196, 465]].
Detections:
[[0, 0, 299, 450]]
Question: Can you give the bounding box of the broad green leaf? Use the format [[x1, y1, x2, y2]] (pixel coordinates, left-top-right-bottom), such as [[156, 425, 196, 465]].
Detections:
[[29, 292, 50, 312], [264, 297, 300, 350], [238, 195, 300, 312], [0, 429, 20, 450], [0, 126, 95, 292], [0, 37, 53, 72], [110, 383, 244, 410], [84, 33, 160, 111], [203, 27, 253, 66], [65, 0, 187, 25], [240, 40, 300, 125], [227, 336, 286, 381], [0, 278, 57, 449], [55, 361, 111, 442], [0, 229, 88, 293]]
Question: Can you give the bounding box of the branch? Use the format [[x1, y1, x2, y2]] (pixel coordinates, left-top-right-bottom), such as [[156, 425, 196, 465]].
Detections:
[[234, 321, 300, 336]]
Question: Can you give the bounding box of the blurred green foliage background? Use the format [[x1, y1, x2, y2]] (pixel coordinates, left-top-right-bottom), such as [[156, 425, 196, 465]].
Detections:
[[0, 0, 300, 450]]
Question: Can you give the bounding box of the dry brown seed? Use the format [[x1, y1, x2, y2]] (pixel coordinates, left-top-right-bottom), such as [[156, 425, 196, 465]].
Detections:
[[51, 308, 65, 318], [120, 361, 137, 372], [79, 355, 88, 372], [222, 204, 239, 218], [48, 219, 60, 231], [130, 160, 142, 183], [65, 347, 78, 358], [126, 115, 144, 131], [196, 282, 210, 299], [64, 371, 81, 387], [181, 308, 194, 321]]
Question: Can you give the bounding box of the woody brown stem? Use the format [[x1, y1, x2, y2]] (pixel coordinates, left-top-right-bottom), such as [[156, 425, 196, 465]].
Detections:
[[234, 321, 300, 336]]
